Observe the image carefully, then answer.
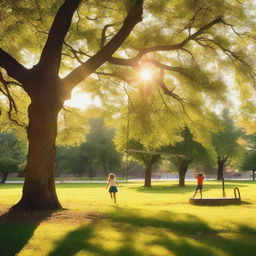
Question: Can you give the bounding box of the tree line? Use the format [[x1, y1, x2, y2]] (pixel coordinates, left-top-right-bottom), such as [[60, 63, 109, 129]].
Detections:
[[1, 113, 255, 187]]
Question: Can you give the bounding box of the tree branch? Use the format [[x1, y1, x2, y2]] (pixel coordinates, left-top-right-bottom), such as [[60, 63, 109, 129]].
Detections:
[[0, 72, 26, 127], [38, 0, 82, 74], [62, 0, 144, 89], [63, 40, 91, 64], [155, 69, 184, 102], [101, 24, 116, 48], [133, 16, 223, 60], [34, 0, 43, 22], [0, 48, 28, 83], [108, 17, 223, 67]]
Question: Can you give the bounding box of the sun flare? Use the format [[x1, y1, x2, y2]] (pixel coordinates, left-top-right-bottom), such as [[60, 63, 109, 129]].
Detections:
[[140, 68, 152, 81]]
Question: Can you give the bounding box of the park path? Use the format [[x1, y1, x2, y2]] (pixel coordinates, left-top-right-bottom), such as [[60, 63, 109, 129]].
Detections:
[[5, 178, 251, 184]]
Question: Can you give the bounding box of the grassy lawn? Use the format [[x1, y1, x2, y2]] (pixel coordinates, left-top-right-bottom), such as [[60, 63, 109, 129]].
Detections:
[[0, 180, 256, 256]]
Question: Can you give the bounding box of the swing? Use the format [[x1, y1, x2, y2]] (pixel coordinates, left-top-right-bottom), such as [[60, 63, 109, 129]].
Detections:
[[125, 149, 184, 157]]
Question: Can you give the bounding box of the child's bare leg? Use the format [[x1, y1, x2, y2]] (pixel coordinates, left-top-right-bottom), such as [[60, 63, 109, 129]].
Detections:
[[109, 192, 113, 199], [113, 192, 117, 203], [192, 189, 198, 198], [200, 190, 202, 198]]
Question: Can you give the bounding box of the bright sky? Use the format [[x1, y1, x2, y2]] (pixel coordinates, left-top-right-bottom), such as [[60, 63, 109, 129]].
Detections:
[[64, 88, 101, 109]]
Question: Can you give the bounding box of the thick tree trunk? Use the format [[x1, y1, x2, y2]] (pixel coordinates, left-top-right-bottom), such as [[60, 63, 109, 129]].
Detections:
[[178, 166, 188, 187], [1, 172, 8, 184], [12, 98, 62, 210], [144, 162, 152, 187], [217, 160, 225, 180]]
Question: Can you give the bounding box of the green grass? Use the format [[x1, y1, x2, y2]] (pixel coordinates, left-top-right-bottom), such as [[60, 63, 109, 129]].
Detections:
[[0, 180, 256, 256]]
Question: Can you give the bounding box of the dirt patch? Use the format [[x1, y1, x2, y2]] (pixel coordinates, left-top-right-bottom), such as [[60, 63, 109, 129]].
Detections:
[[0, 207, 105, 225], [44, 210, 105, 224]]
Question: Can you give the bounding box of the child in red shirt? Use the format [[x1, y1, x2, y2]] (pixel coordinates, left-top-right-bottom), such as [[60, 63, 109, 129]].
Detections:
[[192, 173, 204, 199]]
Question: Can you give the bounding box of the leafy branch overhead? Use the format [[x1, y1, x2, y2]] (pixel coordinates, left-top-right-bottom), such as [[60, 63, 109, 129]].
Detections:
[[60, 3, 256, 114], [0, 1, 255, 136], [0, 0, 144, 93]]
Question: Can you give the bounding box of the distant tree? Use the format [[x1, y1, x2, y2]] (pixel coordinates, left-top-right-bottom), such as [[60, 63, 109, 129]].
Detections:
[[85, 118, 122, 177], [240, 134, 256, 180], [212, 111, 243, 180], [0, 132, 26, 183], [56, 146, 84, 176], [165, 127, 213, 186], [125, 139, 161, 187], [56, 118, 122, 177]]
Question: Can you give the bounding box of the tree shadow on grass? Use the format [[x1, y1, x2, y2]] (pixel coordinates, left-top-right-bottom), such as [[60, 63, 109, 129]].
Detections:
[[109, 208, 256, 256], [47, 218, 143, 256], [0, 208, 55, 256], [48, 208, 256, 256]]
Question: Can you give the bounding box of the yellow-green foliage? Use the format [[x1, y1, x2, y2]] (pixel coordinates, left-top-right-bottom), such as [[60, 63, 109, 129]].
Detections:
[[57, 107, 89, 146]]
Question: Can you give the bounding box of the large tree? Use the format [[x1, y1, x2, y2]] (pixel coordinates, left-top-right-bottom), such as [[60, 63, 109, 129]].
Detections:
[[0, 0, 143, 210], [0, 0, 255, 210]]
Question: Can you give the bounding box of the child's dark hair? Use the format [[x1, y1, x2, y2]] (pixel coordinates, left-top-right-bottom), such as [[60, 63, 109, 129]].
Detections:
[[198, 173, 203, 177]]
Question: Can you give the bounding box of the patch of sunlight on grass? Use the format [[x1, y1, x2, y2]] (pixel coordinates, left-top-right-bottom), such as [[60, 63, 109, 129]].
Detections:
[[88, 223, 123, 250], [148, 245, 175, 256], [76, 252, 95, 256], [182, 236, 229, 256], [20, 223, 81, 256]]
